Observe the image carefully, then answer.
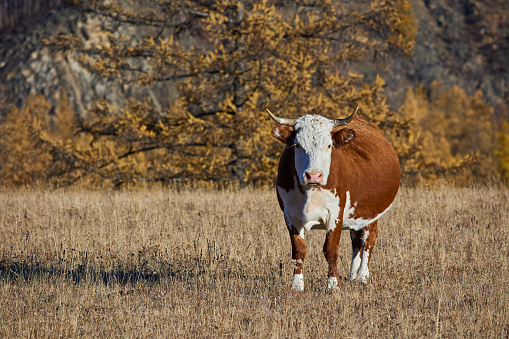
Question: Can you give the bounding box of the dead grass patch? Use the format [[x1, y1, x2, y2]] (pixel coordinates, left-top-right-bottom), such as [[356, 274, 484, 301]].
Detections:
[[0, 186, 508, 337]]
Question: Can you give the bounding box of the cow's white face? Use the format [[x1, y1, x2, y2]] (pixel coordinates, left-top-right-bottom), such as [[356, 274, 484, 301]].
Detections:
[[293, 115, 335, 188]]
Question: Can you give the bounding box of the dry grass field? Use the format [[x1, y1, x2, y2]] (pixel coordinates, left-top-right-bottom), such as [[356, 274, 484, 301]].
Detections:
[[0, 185, 508, 338]]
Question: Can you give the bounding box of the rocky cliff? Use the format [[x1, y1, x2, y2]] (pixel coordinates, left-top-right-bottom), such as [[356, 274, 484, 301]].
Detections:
[[382, 0, 508, 116], [1, 0, 507, 118]]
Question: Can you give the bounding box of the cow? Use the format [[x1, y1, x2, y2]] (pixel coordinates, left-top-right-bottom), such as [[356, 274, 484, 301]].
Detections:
[[268, 107, 400, 292]]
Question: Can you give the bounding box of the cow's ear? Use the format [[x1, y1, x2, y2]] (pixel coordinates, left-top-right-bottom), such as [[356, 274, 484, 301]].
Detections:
[[271, 126, 293, 144], [332, 128, 356, 147]]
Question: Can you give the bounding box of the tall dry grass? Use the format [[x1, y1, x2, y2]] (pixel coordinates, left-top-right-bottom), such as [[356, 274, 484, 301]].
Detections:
[[0, 185, 508, 337]]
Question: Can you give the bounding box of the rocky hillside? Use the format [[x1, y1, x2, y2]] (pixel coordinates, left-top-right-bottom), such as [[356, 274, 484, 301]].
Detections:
[[1, 0, 508, 118], [382, 0, 509, 116], [0, 6, 87, 112]]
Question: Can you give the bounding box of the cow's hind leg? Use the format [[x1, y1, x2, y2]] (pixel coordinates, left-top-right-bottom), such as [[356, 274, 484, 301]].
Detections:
[[323, 227, 342, 291], [356, 221, 378, 283], [289, 227, 306, 291], [348, 229, 363, 280]]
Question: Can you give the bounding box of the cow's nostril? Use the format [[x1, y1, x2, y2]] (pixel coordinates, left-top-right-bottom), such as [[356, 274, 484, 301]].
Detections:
[[305, 171, 323, 184]]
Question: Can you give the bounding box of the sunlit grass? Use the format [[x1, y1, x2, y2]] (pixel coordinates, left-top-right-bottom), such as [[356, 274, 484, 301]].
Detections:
[[0, 186, 508, 337]]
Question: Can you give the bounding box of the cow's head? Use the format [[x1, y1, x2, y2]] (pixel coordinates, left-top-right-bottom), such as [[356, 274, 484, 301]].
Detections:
[[269, 107, 358, 188]]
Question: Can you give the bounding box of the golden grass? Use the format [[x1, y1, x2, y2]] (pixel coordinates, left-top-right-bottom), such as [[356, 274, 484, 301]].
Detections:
[[0, 185, 508, 337]]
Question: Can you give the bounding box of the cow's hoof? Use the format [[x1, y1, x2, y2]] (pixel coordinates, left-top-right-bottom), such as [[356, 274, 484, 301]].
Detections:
[[348, 272, 357, 281], [356, 271, 369, 284], [291, 273, 304, 291], [325, 277, 339, 292]]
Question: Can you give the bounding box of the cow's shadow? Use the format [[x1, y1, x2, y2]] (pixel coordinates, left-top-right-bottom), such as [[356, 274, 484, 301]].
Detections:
[[0, 259, 203, 286]]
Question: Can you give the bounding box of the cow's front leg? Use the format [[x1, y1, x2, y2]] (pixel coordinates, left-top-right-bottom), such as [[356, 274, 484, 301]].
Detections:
[[355, 220, 379, 284], [289, 227, 306, 291], [323, 226, 342, 291]]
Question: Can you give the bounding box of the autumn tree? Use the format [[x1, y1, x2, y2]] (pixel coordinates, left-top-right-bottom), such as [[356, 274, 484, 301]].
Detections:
[[496, 120, 509, 183], [0, 94, 72, 187], [5, 0, 419, 187], [401, 81, 498, 185]]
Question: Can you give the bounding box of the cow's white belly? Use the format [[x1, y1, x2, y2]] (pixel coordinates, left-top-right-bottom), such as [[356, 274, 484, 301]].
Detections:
[[342, 191, 392, 231], [278, 186, 392, 234]]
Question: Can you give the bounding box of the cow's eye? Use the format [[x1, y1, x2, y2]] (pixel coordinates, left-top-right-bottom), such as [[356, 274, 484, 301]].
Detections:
[[327, 144, 333, 149]]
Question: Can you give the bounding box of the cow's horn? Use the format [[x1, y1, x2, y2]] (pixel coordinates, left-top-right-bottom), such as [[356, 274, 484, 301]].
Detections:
[[332, 106, 358, 127], [266, 108, 296, 127]]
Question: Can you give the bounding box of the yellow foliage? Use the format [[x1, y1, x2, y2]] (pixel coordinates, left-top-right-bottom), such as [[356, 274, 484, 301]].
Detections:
[[0, 95, 53, 187], [401, 82, 498, 184], [53, 90, 75, 140], [495, 120, 509, 183], [3, 0, 423, 187], [4, 1, 505, 188]]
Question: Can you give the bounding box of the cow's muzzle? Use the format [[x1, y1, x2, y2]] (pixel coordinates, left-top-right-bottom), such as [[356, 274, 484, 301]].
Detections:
[[305, 171, 323, 186]]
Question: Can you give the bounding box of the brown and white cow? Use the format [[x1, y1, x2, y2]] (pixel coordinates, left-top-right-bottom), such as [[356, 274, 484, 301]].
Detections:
[[268, 107, 400, 291]]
